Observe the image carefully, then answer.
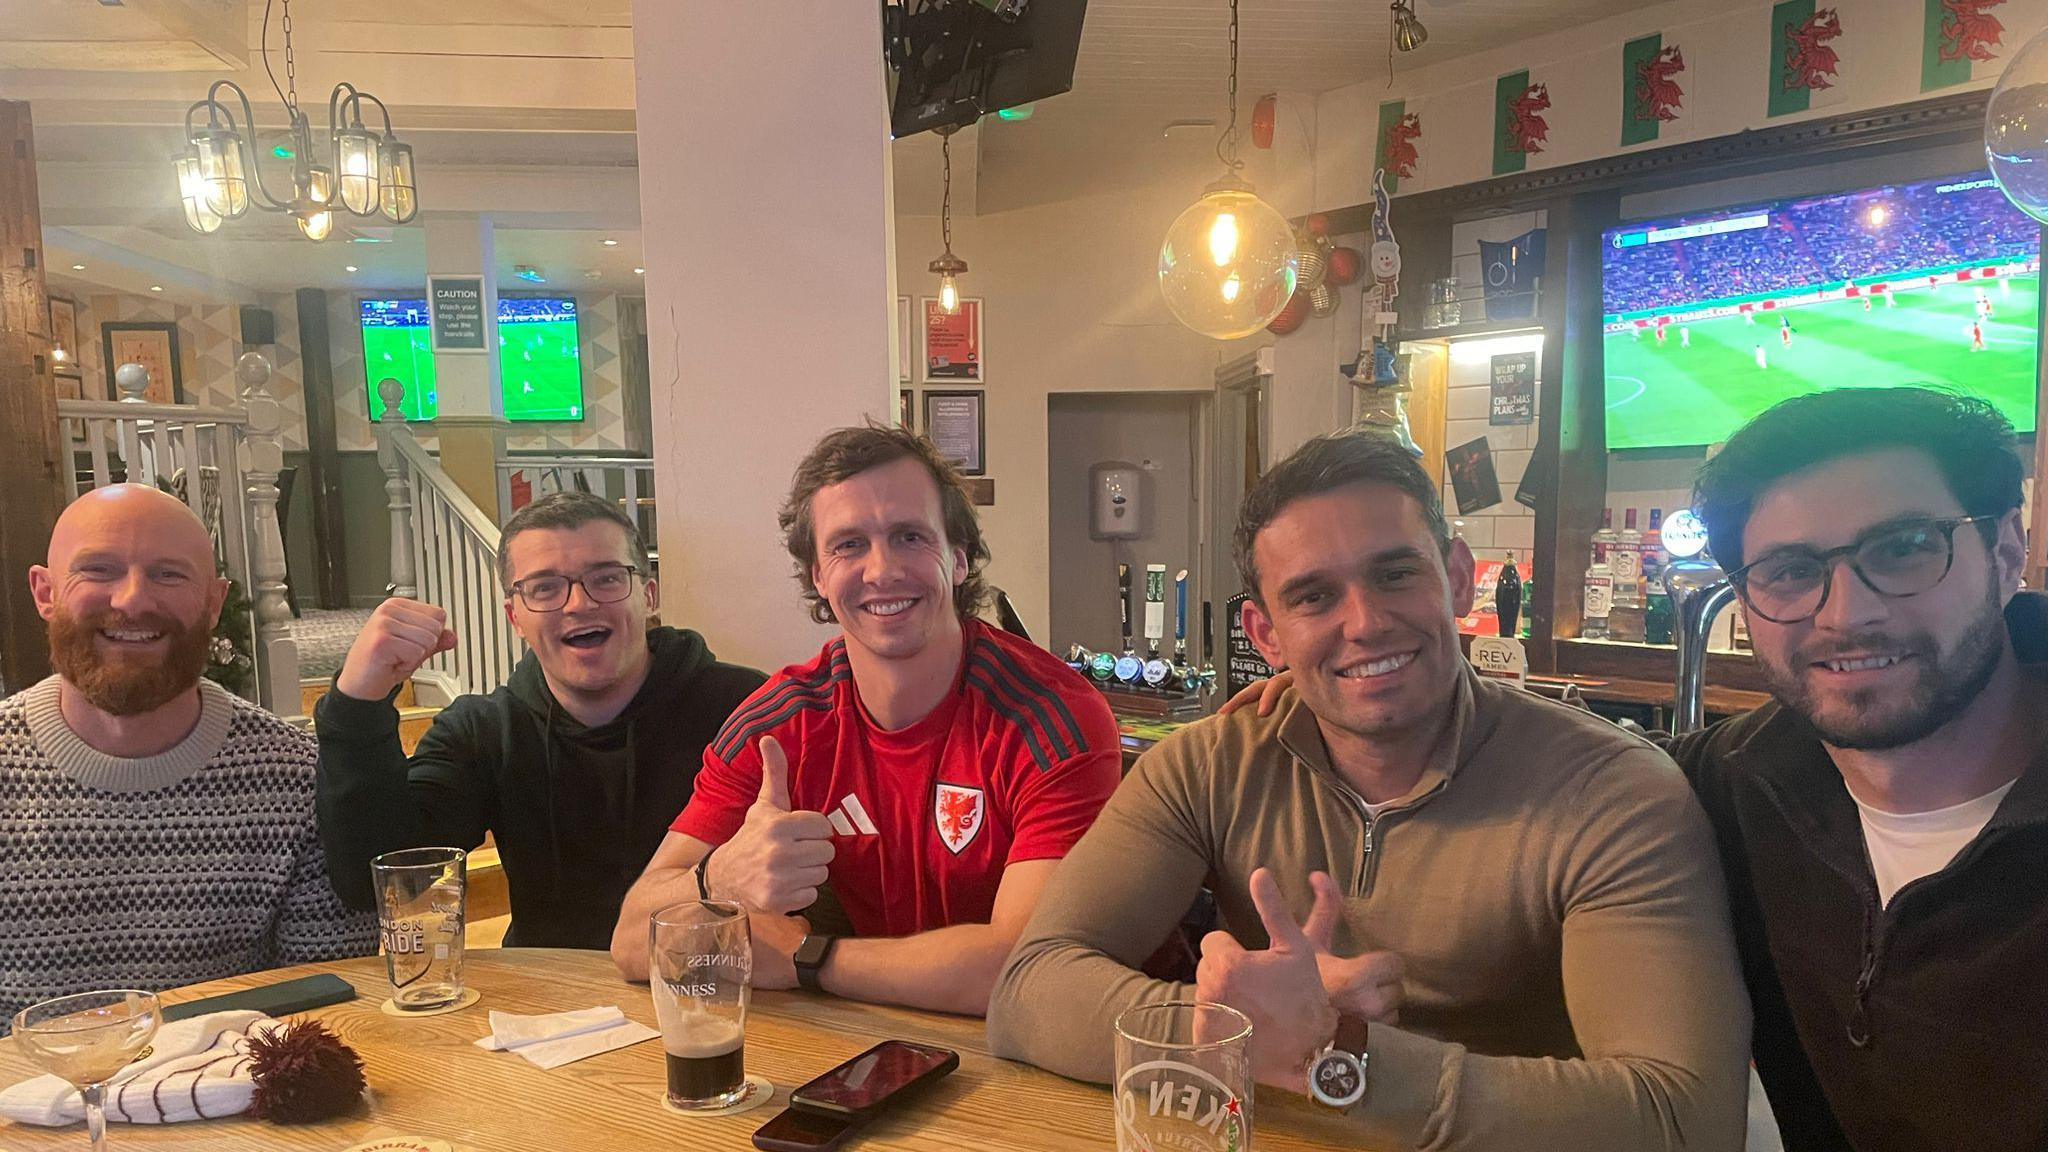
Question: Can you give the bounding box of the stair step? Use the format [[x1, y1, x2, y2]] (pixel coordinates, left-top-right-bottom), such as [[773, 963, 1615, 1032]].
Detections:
[[301, 677, 417, 715]]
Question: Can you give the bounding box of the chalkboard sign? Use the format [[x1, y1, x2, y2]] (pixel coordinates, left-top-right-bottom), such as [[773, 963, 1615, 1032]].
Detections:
[[1225, 592, 1275, 700], [430, 277, 487, 351], [1489, 351, 1536, 425]]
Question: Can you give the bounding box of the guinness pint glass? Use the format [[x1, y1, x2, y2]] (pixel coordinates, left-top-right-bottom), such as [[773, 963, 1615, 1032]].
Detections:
[[650, 899, 752, 1110]]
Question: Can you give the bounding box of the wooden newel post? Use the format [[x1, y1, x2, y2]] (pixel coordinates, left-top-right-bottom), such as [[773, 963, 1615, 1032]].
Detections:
[[0, 99, 66, 695], [376, 377, 418, 600], [236, 351, 301, 715]]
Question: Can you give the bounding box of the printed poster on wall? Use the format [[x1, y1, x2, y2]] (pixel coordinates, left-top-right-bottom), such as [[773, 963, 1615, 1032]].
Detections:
[[1489, 351, 1536, 425], [921, 297, 983, 384]]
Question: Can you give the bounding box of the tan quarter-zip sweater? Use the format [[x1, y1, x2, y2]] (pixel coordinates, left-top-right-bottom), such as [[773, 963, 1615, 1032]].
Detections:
[[988, 666, 1751, 1152]]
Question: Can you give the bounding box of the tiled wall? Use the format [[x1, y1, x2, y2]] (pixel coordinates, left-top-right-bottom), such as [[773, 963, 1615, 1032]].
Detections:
[[69, 291, 314, 452]]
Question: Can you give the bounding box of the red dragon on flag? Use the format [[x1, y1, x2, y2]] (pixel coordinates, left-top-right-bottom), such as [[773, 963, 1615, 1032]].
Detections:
[[1782, 8, 1844, 92], [1939, 0, 2005, 63], [1382, 112, 1422, 178], [1507, 84, 1551, 155], [1633, 44, 1686, 122]]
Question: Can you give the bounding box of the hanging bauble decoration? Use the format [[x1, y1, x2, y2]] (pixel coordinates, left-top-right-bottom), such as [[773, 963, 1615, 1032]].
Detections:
[[1987, 26, 2048, 224], [1304, 213, 1331, 238], [1267, 290, 1312, 335], [1308, 283, 1337, 318], [1295, 231, 1332, 291], [1327, 246, 1363, 287]]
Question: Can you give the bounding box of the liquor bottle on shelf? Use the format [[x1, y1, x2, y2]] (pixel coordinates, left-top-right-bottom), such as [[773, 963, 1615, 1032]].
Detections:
[[1643, 508, 1673, 644], [1592, 508, 1618, 568], [1496, 552, 1523, 640], [1582, 552, 1613, 640], [1611, 509, 1643, 608], [1519, 576, 1534, 639]]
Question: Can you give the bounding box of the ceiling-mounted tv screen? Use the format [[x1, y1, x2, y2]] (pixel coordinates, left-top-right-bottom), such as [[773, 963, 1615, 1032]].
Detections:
[[1601, 171, 2040, 451], [360, 295, 584, 423]]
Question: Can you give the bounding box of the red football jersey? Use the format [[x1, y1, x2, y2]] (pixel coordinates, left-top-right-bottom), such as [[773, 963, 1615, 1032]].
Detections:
[[671, 620, 1122, 938]]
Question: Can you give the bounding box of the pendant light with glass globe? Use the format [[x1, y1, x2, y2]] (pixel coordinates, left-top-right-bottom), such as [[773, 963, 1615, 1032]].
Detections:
[[930, 126, 970, 314], [1157, 0, 1299, 339]]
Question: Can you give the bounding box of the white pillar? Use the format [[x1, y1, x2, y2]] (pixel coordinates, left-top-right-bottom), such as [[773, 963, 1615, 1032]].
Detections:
[[423, 213, 509, 521], [631, 2, 898, 670]]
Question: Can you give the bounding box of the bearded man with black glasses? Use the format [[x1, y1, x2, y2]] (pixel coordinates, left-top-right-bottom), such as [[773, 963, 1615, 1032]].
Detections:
[[315, 492, 765, 949], [1674, 386, 2048, 1152]]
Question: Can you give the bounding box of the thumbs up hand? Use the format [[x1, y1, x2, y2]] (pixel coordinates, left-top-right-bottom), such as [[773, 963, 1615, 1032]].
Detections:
[[1196, 869, 1359, 1091], [703, 737, 837, 914]]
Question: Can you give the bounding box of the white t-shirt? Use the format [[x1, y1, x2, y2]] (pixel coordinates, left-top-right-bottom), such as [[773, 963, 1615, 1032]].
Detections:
[[1851, 780, 2016, 907]]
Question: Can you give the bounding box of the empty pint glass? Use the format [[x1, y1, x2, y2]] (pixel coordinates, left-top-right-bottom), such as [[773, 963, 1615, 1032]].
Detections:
[[370, 847, 467, 1010], [1114, 1002, 1253, 1152], [650, 900, 752, 1110]]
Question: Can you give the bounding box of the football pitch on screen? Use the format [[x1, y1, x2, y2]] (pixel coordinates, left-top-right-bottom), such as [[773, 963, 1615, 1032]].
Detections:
[[1605, 276, 2039, 451], [500, 318, 584, 421], [361, 319, 583, 422]]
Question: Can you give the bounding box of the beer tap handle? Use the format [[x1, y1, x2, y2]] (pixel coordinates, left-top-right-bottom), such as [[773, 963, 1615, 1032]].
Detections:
[[1118, 563, 1133, 655]]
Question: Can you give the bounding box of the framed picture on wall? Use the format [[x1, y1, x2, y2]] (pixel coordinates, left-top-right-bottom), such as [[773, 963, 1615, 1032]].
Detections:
[[102, 321, 183, 404], [920, 297, 983, 384], [923, 389, 985, 475], [48, 297, 81, 379], [897, 296, 913, 384], [900, 388, 915, 431]]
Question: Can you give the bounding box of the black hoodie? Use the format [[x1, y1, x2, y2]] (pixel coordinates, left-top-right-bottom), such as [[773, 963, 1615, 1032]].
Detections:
[[314, 627, 765, 949]]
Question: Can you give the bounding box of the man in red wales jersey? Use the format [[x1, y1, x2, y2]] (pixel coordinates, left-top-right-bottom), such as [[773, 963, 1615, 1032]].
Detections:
[[611, 424, 1120, 1015]]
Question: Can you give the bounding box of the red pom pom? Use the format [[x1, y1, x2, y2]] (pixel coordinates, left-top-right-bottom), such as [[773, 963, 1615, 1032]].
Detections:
[[1267, 291, 1311, 335], [1327, 247, 1364, 287], [1304, 213, 1331, 239]]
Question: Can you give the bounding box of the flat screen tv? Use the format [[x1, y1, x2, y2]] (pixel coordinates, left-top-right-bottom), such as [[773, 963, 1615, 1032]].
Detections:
[[1601, 171, 2040, 451], [360, 295, 585, 423]]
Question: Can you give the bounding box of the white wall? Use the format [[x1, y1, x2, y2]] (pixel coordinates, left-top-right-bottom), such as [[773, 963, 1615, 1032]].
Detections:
[[894, 173, 1264, 643]]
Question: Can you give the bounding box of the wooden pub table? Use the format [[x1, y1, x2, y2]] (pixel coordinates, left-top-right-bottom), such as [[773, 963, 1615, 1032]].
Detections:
[[0, 949, 1361, 1151]]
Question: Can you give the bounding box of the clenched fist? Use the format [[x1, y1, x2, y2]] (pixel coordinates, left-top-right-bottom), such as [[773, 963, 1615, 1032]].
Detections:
[[334, 597, 459, 702], [704, 737, 836, 914]]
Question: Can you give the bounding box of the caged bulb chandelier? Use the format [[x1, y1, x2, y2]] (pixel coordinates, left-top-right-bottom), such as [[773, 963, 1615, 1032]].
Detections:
[[1157, 0, 1299, 339], [176, 0, 418, 240], [929, 127, 969, 315]]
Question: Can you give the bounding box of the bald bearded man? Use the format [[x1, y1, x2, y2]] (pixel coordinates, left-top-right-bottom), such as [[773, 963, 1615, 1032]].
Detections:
[[0, 484, 373, 1033]]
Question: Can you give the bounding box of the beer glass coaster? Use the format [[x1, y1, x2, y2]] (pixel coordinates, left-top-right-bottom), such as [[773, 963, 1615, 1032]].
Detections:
[[659, 1075, 775, 1118], [344, 1139, 454, 1152], [379, 988, 481, 1018]]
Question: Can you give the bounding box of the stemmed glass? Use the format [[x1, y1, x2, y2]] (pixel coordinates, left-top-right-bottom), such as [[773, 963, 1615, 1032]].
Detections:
[[11, 990, 163, 1152]]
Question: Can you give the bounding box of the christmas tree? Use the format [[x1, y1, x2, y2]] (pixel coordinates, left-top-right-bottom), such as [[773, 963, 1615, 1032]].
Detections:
[[207, 574, 257, 697]]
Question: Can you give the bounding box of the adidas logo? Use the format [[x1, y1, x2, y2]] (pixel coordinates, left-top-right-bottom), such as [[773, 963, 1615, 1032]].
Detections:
[[825, 794, 879, 837]]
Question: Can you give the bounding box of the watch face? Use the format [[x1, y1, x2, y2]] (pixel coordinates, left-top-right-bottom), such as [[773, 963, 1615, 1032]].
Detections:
[[794, 935, 832, 967], [1310, 1051, 1366, 1109]]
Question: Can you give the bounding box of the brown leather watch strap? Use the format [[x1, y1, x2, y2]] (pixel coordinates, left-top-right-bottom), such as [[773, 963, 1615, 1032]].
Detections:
[[1333, 1013, 1370, 1058]]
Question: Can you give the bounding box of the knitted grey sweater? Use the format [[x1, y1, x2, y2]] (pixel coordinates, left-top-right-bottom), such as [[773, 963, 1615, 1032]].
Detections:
[[0, 677, 376, 1033]]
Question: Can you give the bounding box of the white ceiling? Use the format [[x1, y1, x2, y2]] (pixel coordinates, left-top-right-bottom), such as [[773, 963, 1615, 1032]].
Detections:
[[6, 0, 1660, 297]]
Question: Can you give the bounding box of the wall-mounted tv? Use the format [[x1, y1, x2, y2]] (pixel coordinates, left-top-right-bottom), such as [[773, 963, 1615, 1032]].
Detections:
[[1601, 171, 2040, 451], [360, 295, 585, 423]]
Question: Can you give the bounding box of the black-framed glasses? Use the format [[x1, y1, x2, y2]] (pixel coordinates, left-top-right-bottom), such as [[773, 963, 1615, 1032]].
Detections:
[[508, 563, 641, 613], [1727, 514, 2001, 625]]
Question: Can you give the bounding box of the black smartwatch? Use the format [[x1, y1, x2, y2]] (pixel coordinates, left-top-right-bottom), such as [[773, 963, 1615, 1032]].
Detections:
[[792, 933, 839, 992]]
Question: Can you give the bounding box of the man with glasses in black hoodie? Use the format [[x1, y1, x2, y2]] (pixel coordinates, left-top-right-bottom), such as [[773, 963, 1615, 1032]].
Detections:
[[315, 492, 765, 949]]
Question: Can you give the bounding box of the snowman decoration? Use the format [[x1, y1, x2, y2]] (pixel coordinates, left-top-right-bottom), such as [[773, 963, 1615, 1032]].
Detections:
[[1344, 168, 1421, 456]]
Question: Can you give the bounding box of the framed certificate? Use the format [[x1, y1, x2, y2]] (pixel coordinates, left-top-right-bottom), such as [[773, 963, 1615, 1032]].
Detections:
[[922, 390, 985, 476], [102, 321, 183, 404]]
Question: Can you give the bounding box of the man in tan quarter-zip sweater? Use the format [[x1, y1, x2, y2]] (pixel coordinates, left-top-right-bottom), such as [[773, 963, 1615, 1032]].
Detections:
[[988, 432, 1750, 1151]]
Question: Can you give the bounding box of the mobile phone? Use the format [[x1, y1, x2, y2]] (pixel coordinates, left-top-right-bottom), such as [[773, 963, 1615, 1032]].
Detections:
[[161, 973, 357, 1022], [751, 1106, 859, 1152], [789, 1040, 959, 1121]]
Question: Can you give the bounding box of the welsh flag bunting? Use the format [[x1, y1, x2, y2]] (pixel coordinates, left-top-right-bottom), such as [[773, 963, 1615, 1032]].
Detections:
[[1921, 0, 2007, 91], [1492, 71, 1550, 176], [1621, 33, 1686, 146], [1374, 99, 1423, 194], [1768, 0, 1846, 117]]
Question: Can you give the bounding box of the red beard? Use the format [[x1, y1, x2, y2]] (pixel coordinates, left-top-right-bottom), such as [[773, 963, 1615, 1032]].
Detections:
[[48, 604, 213, 716]]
